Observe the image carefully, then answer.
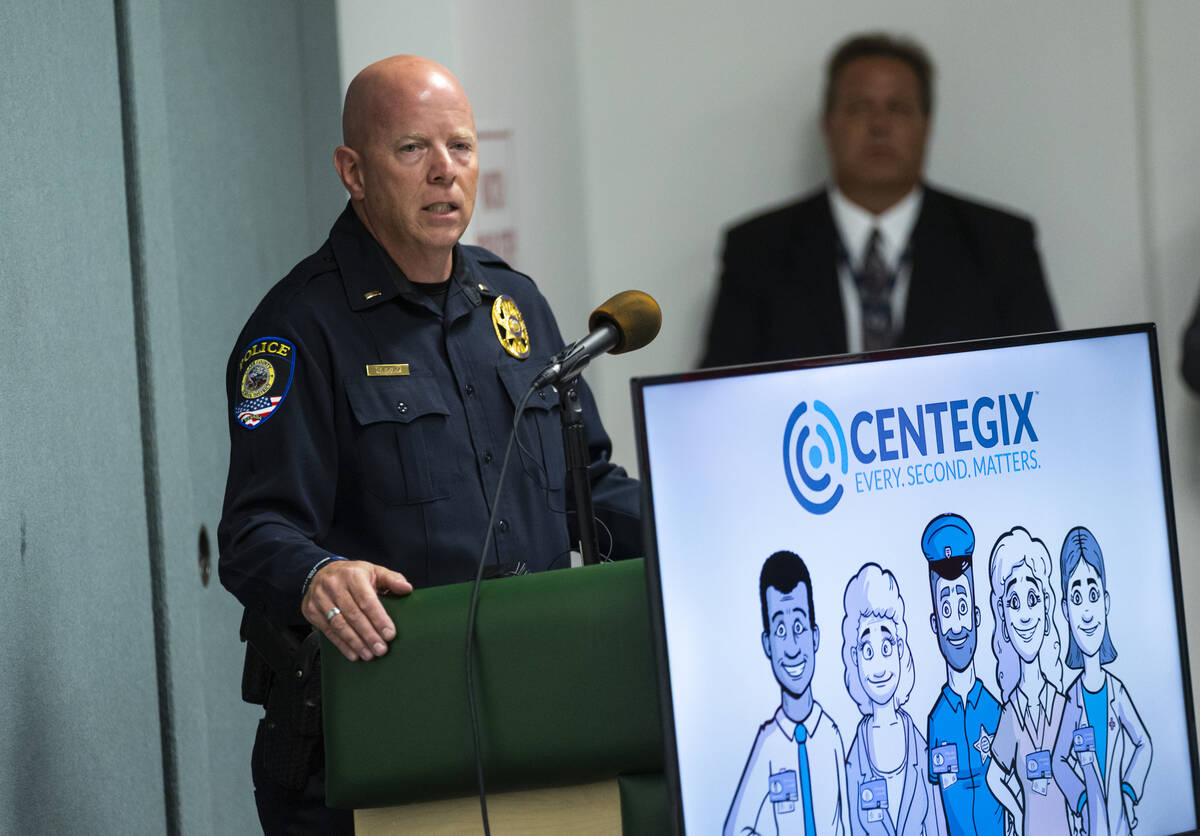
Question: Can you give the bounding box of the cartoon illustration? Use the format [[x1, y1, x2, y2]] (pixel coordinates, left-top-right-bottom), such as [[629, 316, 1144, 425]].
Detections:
[[985, 527, 1069, 835], [1050, 527, 1152, 836], [726, 551, 850, 836], [920, 514, 1007, 836], [841, 563, 945, 835]]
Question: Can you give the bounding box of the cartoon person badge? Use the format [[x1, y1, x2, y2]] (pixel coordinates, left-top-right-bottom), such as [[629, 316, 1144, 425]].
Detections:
[[840, 563, 944, 835], [921, 514, 1006, 836], [1050, 527, 1151, 836], [985, 526, 1069, 836], [234, 337, 296, 429], [725, 551, 849, 836]]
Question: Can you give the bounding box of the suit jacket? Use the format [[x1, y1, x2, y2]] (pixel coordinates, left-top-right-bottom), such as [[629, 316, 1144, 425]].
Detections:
[[700, 185, 1058, 368], [1051, 672, 1152, 836]]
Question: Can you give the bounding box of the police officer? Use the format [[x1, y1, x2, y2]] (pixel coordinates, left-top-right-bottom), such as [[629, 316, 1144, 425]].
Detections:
[[922, 513, 1006, 836], [218, 55, 641, 834]]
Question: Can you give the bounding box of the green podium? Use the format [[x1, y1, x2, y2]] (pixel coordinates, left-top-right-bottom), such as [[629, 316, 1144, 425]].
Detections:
[[321, 559, 671, 834]]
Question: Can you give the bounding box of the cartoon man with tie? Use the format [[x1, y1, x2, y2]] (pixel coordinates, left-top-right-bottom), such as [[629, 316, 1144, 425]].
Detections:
[[922, 514, 1007, 836], [726, 551, 850, 836]]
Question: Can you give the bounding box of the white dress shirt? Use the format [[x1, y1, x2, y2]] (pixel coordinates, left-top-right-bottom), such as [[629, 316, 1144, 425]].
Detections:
[[725, 700, 850, 836], [828, 187, 924, 353]]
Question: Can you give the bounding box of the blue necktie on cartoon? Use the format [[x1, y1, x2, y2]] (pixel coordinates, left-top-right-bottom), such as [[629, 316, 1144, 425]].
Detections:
[[796, 724, 816, 836]]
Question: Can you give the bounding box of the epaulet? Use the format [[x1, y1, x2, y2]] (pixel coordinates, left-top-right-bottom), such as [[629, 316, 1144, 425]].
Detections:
[[265, 243, 340, 311], [461, 244, 536, 286], [289, 241, 340, 286]]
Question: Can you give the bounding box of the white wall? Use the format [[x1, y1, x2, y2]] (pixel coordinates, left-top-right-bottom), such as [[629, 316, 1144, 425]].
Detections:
[[337, 0, 1200, 702], [575, 0, 1154, 468], [1140, 0, 1200, 710]]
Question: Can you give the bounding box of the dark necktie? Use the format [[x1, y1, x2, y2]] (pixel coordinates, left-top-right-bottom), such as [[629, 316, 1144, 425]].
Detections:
[[856, 228, 896, 351]]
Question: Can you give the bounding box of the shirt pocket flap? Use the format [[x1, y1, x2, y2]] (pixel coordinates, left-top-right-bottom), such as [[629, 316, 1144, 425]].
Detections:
[[496, 360, 556, 412], [345, 376, 451, 426]]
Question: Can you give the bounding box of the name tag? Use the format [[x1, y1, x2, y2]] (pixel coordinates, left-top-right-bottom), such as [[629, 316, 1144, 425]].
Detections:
[[1025, 749, 1051, 780], [769, 768, 798, 814], [860, 778, 887, 822], [1026, 749, 1051, 796], [366, 364, 410, 377], [931, 743, 958, 774], [1072, 726, 1096, 765]]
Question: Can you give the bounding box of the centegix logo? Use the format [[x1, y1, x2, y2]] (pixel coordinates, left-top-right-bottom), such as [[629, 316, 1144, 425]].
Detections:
[[848, 392, 1038, 462], [783, 392, 1042, 514]]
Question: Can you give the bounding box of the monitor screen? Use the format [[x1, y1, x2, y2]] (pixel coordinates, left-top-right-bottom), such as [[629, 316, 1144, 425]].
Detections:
[[633, 326, 1197, 836]]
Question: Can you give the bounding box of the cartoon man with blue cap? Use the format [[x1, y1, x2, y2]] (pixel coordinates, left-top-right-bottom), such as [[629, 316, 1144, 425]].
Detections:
[[923, 513, 1006, 836]]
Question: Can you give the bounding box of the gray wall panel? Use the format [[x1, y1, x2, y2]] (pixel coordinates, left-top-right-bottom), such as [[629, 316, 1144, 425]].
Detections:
[[0, 0, 341, 831], [0, 1, 167, 833], [121, 0, 343, 831]]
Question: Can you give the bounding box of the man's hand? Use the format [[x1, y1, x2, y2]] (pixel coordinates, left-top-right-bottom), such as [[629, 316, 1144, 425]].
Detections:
[[301, 560, 413, 661]]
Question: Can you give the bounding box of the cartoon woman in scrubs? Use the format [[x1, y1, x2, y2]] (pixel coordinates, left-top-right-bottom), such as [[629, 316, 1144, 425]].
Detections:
[[985, 527, 1069, 835], [841, 563, 945, 835], [1050, 527, 1151, 836]]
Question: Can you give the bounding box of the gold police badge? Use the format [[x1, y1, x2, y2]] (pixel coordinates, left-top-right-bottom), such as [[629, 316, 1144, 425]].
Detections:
[[492, 295, 530, 359]]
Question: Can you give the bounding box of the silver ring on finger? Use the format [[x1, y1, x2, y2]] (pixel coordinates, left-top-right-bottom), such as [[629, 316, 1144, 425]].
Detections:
[[325, 606, 341, 623]]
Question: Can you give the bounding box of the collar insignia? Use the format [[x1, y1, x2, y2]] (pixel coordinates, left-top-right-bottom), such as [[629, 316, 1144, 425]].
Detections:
[[492, 295, 530, 359]]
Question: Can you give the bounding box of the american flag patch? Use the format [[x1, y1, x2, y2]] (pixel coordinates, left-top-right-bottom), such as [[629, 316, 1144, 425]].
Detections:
[[236, 395, 283, 428]]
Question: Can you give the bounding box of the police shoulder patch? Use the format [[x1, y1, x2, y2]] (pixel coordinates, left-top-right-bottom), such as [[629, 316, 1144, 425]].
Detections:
[[234, 337, 296, 429]]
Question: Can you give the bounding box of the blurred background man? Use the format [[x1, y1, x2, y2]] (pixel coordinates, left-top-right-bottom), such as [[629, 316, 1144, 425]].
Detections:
[[700, 32, 1058, 367]]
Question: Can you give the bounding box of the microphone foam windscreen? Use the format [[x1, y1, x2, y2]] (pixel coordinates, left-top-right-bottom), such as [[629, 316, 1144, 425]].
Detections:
[[588, 290, 662, 354]]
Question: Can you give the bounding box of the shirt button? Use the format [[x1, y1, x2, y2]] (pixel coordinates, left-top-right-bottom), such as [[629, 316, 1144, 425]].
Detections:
[[465, 384, 475, 396], [396, 402, 408, 413], [483, 452, 493, 464], [497, 519, 509, 533], [538, 391, 546, 400]]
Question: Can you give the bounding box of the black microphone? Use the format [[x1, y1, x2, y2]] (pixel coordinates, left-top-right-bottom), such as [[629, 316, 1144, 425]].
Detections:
[[532, 290, 662, 390]]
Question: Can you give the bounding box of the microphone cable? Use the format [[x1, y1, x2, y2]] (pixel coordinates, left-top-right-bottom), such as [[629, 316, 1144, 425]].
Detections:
[[464, 380, 538, 836], [463, 288, 659, 831]]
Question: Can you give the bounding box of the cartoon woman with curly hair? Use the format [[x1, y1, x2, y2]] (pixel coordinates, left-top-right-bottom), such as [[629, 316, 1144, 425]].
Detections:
[[984, 526, 1069, 835], [841, 563, 945, 835]]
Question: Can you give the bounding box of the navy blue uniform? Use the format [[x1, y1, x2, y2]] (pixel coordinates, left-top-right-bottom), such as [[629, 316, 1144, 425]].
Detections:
[[218, 205, 641, 831], [219, 205, 641, 622]]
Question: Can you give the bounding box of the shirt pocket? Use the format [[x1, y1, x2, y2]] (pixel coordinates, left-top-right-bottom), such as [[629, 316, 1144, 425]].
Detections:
[[344, 375, 456, 504], [496, 360, 566, 512]]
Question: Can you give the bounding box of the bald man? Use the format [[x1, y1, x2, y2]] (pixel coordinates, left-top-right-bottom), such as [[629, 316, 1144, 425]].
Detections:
[[218, 56, 641, 833]]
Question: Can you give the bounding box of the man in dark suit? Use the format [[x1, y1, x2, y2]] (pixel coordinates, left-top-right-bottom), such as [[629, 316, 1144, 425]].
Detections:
[[700, 33, 1057, 368]]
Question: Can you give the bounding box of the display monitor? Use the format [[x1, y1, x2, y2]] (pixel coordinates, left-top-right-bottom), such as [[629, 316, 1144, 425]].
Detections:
[[633, 326, 1197, 836]]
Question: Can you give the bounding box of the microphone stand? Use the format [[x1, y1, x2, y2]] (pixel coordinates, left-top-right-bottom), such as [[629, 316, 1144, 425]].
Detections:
[[556, 373, 601, 566]]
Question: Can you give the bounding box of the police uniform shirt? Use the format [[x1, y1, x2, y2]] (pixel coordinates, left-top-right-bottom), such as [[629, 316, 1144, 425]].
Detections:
[[927, 679, 1005, 836], [218, 204, 641, 623]]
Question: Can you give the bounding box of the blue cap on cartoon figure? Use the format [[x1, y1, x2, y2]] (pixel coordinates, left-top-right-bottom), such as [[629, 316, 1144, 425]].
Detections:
[[922, 513, 974, 580]]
